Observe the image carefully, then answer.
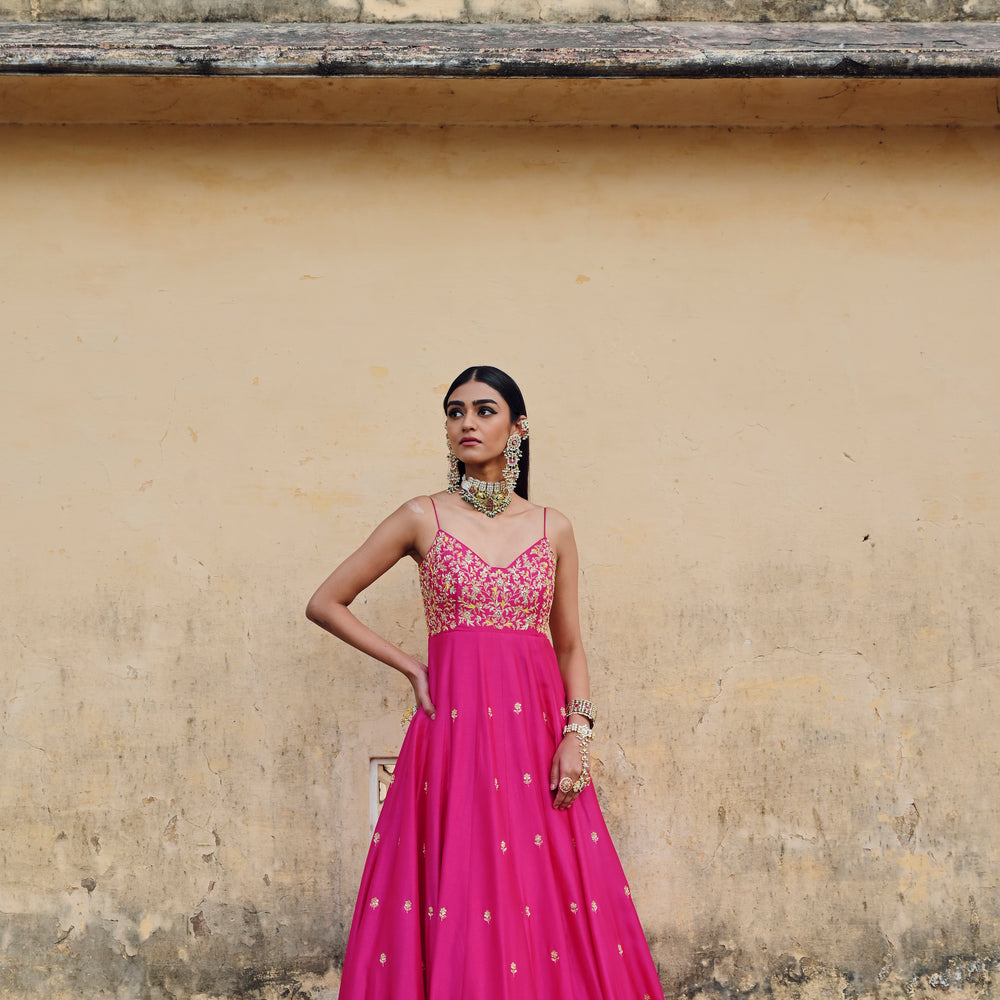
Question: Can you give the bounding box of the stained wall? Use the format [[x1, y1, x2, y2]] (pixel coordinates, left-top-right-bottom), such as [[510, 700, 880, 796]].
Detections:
[[1, 77, 999, 999], [3, 0, 998, 23]]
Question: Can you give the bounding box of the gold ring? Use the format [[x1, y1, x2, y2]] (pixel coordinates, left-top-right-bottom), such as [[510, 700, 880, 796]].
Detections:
[[559, 777, 573, 793]]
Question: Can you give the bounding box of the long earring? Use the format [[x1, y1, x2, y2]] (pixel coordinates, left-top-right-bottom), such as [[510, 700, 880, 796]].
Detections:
[[447, 436, 461, 492], [502, 432, 522, 494]]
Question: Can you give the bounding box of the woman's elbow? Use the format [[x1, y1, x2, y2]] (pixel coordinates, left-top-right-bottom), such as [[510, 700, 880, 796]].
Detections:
[[305, 593, 329, 627]]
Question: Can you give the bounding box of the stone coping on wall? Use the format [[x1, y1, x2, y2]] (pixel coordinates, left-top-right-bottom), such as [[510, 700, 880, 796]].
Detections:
[[1, 21, 999, 77]]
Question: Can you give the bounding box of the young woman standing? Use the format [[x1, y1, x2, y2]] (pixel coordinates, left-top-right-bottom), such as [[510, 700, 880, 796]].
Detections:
[[307, 366, 663, 999]]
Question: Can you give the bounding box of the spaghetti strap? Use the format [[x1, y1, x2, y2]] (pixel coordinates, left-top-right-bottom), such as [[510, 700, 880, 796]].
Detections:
[[543, 506, 548, 538], [429, 495, 441, 528]]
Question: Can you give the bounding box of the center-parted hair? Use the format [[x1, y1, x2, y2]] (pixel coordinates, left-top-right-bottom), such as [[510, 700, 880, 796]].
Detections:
[[443, 365, 530, 500]]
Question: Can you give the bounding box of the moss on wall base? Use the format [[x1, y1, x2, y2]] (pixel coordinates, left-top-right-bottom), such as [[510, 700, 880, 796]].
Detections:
[[1, 917, 996, 1000], [0, 909, 338, 999]]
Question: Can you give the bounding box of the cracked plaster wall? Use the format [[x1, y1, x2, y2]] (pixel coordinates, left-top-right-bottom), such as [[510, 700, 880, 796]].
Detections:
[[1, 92, 1000, 998]]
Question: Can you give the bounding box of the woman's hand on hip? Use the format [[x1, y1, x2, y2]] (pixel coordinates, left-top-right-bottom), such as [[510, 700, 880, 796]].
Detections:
[[406, 661, 436, 720]]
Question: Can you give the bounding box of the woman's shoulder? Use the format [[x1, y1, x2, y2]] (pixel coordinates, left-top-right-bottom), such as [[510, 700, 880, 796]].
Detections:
[[537, 504, 575, 542], [399, 493, 444, 512], [368, 495, 440, 537], [531, 505, 577, 565], [370, 496, 441, 558], [394, 495, 444, 526]]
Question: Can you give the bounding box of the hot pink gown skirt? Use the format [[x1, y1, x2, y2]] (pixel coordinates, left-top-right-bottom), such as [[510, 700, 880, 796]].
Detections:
[[337, 529, 664, 999]]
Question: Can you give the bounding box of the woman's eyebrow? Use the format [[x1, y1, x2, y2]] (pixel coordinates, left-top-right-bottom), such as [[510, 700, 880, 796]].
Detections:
[[446, 397, 498, 408]]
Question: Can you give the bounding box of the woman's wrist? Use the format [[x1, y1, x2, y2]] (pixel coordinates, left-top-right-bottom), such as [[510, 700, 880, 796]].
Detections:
[[565, 698, 596, 727], [397, 655, 425, 681]]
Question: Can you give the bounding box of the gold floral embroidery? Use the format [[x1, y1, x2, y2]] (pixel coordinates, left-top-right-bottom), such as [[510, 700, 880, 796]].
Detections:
[[373, 833, 380, 844], [369, 898, 379, 909], [403, 900, 412, 912], [483, 910, 491, 923], [514, 702, 522, 714], [624, 886, 631, 897], [570, 902, 579, 914], [534, 834, 543, 847], [524, 905, 531, 917], [551, 951, 559, 962], [523, 773, 532, 785], [500, 840, 507, 854], [439, 907, 447, 920], [591, 900, 598, 912], [451, 709, 458, 720], [379, 953, 387, 966], [618, 943, 624, 955], [591, 831, 599, 843], [510, 963, 518, 976], [420, 532, 556, 636]]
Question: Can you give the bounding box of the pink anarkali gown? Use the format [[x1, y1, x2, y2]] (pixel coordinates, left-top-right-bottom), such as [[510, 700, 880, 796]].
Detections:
[[338, 501, 664, 999]]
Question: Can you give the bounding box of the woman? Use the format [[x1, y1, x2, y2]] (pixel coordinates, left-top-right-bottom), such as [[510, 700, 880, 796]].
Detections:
[[307, 366, 664, 999]]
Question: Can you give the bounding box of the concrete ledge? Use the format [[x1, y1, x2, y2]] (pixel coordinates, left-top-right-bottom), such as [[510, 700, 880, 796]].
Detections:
[[1, 21, 999, 77]]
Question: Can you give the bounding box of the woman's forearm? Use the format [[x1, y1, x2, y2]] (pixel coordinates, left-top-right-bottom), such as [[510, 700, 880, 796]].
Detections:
[[555, 646, 592, 723], [307, 597, 422, 680]]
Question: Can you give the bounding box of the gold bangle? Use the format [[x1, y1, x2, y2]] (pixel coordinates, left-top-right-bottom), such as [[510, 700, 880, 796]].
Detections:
[[566, 698, 596, 726]]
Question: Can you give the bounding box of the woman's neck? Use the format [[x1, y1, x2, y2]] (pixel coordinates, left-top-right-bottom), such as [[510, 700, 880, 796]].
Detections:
[[462, 461, 504, 482]]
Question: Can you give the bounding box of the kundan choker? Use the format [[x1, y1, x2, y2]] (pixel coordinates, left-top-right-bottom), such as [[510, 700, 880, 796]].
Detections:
[[457, 475, 512, 518], [447, 429, 525, 518]]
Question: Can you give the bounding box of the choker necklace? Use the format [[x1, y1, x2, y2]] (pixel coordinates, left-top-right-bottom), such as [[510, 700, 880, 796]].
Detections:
[[447, 430, 524, 518], [458, 475, 511, 518]]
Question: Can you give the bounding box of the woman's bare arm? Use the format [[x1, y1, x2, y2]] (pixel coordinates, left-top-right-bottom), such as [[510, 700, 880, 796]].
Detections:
[[306, 498, 437, 718], [546, 508, 592, 808]]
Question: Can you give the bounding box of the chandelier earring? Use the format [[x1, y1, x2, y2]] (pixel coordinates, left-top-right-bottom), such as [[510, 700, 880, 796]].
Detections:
[[502, 431, 523, 494], [446, 435, 461, 492]]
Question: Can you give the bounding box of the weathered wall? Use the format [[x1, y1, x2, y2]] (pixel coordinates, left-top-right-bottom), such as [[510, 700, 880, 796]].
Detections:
[[3, 0, 1000, 23], [4, 3, 1000, 22], [1, 78, 999, 999]]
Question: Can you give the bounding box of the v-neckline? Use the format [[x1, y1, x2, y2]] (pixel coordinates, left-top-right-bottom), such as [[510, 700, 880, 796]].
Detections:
[[432, 528, 550, 571]]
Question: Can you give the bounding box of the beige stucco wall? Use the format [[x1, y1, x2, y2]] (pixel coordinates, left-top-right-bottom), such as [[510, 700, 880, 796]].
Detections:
[[1, 78, 999, 999]]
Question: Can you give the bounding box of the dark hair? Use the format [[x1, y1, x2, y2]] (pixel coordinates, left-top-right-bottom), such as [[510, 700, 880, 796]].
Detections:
[[443, 366, 530, 500]]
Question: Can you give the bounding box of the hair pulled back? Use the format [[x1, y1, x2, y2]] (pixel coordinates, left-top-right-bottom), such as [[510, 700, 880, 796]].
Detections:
[[443, 366, 530, 500]]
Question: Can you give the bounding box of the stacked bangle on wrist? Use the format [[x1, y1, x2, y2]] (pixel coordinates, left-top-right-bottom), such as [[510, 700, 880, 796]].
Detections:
[[566, 698, 596, 728]]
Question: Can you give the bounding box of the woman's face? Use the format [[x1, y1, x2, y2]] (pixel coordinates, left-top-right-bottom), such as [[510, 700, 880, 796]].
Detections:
[[445, 379, 522, 470]]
